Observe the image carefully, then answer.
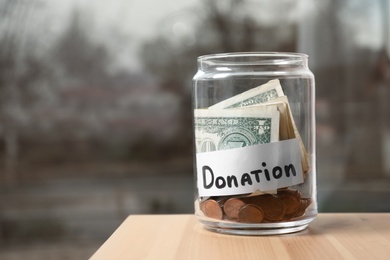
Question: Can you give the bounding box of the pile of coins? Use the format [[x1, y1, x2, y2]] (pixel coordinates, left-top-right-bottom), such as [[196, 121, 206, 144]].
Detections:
[[200, 189, 312, 223]]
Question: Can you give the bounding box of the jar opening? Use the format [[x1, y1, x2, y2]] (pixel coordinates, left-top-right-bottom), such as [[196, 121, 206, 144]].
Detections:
[[198, 52, 308, 67]]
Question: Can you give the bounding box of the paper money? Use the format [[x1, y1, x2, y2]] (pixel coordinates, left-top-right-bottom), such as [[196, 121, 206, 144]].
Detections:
[[208, 80, 309, 173], [194, 107, 280, 153], [209, 79, 284, 109], [248, 96, 310, 173], [252, 97, 293, 140]]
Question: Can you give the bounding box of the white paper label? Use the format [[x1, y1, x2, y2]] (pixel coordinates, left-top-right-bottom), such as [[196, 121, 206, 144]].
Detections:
[[196, 138, 304, 197]]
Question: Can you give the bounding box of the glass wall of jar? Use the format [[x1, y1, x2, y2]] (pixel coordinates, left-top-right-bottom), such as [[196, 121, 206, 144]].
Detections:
[[192, 52, 316, 235]]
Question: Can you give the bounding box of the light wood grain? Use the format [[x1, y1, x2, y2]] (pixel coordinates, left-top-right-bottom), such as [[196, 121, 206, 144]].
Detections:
[[90, 213, 390, 260]]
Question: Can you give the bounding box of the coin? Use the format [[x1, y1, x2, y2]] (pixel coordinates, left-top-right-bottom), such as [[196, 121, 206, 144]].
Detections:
[[278, 192, 300, 215], [223, 198, 245, 220], [278, 189, 301, 199], [292, 198, 312, 218], [301, 198, 312, 212], [293, 201, 306, 218], [201, 199, 223, 220], [238, 204, 264, 223], [303, 198, 312, 207], [251, 194, 286, 221]]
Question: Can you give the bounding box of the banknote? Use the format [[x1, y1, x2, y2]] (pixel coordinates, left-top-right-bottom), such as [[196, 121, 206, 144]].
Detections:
[[208, 79, 309, 173], [248, 96, 296, 139], [247, 96, 310, 173], [194, 107, 280, 153], [209, 79, 284, 109]]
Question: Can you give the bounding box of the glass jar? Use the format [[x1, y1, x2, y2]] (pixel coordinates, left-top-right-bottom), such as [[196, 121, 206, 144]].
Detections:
[[192, 52, 317, 235]]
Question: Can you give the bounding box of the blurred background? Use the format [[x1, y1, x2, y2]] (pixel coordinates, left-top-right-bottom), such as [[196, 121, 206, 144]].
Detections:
[[0, 0, 389, 258]]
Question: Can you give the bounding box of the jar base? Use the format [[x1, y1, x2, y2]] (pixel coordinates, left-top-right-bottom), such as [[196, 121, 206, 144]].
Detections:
[[199, 216, 315, 236]]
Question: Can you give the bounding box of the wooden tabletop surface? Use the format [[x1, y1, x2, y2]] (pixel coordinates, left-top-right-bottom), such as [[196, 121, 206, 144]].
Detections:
[[91, 213, 390, 260]]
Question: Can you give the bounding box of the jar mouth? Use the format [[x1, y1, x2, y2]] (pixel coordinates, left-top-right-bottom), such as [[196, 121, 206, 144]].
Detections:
[[198, 52, 308, 66]]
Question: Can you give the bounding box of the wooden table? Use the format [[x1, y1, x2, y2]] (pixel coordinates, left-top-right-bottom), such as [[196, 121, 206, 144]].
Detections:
[[91, 213, 390, 260]]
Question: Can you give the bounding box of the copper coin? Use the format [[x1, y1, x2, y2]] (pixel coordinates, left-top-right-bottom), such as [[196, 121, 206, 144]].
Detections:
[[238, 204, 264, 223], [293, 190, 302, 200], [278, 193, 300, 215], [300, 198, 312, 215], [278, 189, 301, 200], [251, 194, 286, 221], [223, 198, 245, 220], [303, 198, 312, 208], [201, 199, 223, 220], [292, 200, 306, 218], [292, 198, 311, 218]]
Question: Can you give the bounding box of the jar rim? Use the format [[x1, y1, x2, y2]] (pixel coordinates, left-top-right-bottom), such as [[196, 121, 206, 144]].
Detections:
[[198, 52, 308, 61], [197, 52, 309, 68]]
